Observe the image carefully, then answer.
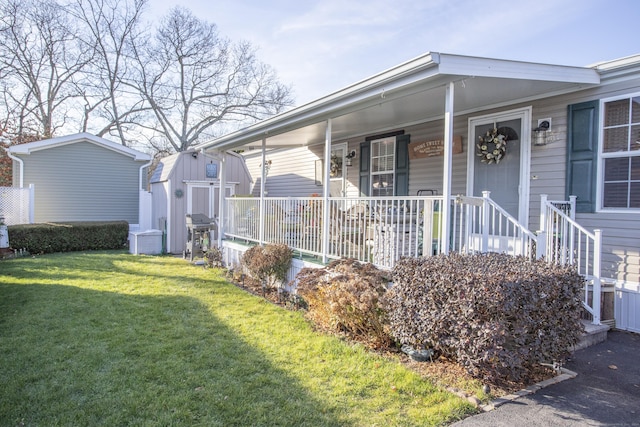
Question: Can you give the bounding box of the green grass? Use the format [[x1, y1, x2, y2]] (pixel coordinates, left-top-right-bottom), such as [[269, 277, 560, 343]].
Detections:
[[0, 251, 475, 426]]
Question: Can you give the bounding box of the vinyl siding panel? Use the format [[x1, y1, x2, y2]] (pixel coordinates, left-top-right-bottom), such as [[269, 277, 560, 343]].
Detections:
[[22, 141, 142, 223], [244, 147, 322, 197]]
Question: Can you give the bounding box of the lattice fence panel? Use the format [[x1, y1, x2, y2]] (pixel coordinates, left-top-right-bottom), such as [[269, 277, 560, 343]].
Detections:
[[0, 187, 31, 225]]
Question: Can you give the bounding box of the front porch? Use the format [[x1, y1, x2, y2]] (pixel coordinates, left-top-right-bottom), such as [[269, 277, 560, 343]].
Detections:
[[195, 53, 607, 327], [223, 192, 605, 325]]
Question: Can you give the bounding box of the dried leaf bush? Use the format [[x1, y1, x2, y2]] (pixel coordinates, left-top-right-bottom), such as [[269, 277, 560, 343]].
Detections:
[[241, 244, 293, 289], [204, 246, 224, 268], [386, 253, 584, 385], [296, 258, 393, 349]]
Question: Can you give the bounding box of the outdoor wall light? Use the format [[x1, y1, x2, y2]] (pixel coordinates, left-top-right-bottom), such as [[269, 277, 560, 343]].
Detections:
[[533, 119, 551, 146], [345, 150, 356, 166], [191, 151, 198, 158]]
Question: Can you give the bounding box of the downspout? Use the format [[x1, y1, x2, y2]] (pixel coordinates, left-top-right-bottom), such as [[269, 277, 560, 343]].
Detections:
[[138, 158, 153, 230], [166, 178, 172, 252], [139, 159, 152, 191], [3, 147, 24, 188], [217, 151, 227, 247]]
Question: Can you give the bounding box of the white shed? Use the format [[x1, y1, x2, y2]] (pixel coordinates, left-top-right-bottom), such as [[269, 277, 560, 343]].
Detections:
[[150, 149, 251, 254]]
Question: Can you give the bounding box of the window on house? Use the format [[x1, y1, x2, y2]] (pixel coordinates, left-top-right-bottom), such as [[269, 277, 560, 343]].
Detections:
[[601, 96, 640, 208], [370, 137, 395, 196]]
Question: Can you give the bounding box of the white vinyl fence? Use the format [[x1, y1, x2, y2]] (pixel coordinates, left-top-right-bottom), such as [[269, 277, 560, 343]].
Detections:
[[0, 185, 34, 225]]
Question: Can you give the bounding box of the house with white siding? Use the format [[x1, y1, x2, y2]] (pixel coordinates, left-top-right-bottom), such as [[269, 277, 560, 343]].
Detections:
[[197, 52, 640, 333], [7, 133, 151, 227]]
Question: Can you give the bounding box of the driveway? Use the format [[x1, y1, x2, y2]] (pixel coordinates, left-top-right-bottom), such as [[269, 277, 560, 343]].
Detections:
[[452, 330, 640, 426]]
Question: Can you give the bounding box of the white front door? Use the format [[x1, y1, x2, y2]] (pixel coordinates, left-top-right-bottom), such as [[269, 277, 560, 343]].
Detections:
[[467, 107, 531, 228]]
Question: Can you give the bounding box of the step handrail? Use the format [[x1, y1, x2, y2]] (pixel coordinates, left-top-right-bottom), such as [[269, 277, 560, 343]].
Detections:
[[540, 194, 602, 324]]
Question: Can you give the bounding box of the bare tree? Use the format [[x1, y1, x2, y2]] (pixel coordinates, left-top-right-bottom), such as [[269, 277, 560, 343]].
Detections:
[[0, 1, 292, 152], [0, 0, 94, 138], [70, 0, 149, 145], [128, 7, 293, 152]]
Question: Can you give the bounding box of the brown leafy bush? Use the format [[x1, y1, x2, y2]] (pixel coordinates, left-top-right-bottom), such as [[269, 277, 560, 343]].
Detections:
[[241, 243, 293, 288], [204, 246, 224, 268], [296, 258, 393, 349], [385, 253, 584, 385]]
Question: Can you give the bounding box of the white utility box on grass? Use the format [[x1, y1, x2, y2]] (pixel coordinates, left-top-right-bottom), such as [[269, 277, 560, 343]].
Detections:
[[129, 229, 163, 255]]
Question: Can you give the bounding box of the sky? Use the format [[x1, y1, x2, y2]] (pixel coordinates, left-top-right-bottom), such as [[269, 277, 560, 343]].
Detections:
[[149, 0, 640, 107]]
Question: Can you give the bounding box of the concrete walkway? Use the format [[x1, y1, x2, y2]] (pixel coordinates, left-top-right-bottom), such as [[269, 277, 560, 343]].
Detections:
[[452, 330, 640, 426]]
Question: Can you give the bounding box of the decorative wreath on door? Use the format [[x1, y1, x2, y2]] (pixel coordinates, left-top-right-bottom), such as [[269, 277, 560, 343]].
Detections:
[[330, 154, 342, 177], [477, 128, 508, 164]]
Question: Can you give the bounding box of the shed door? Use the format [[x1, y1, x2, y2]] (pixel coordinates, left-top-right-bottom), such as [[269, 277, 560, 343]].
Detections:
[[187, 183, 235, 219]]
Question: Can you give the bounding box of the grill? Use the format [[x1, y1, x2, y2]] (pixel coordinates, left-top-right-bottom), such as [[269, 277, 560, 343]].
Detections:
[[184, 214, 217, 261]]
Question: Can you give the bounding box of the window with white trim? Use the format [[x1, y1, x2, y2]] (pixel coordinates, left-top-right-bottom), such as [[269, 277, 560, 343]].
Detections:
[[370, 137, 395, 196], [601, 96, 640, 209]]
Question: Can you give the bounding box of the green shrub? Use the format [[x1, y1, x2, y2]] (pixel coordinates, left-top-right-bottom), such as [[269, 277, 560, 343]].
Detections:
[[386, 253, 584, 384], [241, 243, 293, 288], [296, 258, 394, 350], [8, 221, 129, 254]]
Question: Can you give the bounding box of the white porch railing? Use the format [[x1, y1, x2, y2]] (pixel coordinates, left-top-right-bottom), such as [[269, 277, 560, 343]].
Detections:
[[540, 194, 602, 324], [0, 185, 34, 225], [451, 191, 539, 259], [225, 191, 539, 269], [225, 196, 444, 269]]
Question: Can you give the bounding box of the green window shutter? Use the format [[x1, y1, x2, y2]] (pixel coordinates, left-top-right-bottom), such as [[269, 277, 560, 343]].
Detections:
[[566, 101, 599, 213], [395, 134, 410, 196], [359, 141, 370, 196]]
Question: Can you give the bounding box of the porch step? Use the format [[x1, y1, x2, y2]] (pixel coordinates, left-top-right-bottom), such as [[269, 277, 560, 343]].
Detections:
[[572, 320, 609, 352]]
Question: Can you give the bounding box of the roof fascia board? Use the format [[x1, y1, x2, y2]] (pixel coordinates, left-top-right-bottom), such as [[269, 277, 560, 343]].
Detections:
[[200, 52, 604, 152], [198, 53, 443, 151], [8, 132, 151, 161], [437, 53, 601, 84]]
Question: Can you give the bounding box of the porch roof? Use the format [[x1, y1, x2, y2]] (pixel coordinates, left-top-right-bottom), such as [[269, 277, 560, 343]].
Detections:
[[197, 52, 600, 152]]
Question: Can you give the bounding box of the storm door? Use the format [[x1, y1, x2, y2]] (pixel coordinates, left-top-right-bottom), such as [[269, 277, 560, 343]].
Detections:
[[468, 108, 532, 230]]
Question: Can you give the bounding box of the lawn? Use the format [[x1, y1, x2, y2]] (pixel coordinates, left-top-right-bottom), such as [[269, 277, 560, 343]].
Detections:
[[0, 251, 476, 426]]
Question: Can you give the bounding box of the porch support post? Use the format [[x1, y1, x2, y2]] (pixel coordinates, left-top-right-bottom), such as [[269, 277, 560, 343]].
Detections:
[[441, 81, 455, 254], [217, 151, 227, 247], [539, 194, 548, 232], [321, 119, 332, 263], [259, 137, 267, 245]]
